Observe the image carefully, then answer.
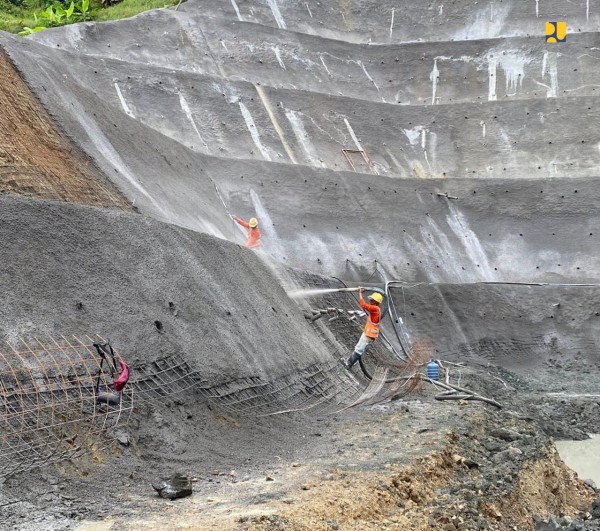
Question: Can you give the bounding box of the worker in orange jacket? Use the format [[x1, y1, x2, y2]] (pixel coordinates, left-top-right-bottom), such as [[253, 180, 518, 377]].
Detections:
[[345, 287, 383, 368], [232, 215, 261, 249]]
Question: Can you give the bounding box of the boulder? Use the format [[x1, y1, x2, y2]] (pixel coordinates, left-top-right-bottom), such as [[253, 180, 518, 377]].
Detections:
[[152, 473, 193, 500]]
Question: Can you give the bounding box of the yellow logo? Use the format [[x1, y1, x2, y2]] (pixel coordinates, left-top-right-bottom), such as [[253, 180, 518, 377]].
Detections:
[[546, 21, 566, 42]]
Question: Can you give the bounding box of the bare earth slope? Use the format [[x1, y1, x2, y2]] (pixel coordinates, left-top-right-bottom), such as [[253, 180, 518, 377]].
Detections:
[[0, 49, 128, 207]]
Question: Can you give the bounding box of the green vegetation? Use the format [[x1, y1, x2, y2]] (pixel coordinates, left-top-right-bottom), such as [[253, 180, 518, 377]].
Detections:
[[0, 0, 179, 35], [93, 0, 174, 22]]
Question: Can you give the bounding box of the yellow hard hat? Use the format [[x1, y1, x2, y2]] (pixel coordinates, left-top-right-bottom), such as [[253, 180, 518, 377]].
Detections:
[[369, 292, 384, 304], [249, 217, 258, 228]]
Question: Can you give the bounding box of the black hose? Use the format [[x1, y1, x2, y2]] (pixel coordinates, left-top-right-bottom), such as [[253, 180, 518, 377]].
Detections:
[[358, 355, 373, 379], [358, 355, 412, 384]]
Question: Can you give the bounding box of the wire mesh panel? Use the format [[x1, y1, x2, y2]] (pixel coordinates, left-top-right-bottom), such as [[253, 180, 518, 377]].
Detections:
[[0, 326, 419, 480], [195, 360, 366, 417], [131, 355, 202, 400], [0, 336, 133, 479]]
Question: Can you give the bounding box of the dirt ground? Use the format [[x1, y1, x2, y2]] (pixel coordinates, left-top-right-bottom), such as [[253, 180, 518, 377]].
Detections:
[[3, 365, 599, 531]]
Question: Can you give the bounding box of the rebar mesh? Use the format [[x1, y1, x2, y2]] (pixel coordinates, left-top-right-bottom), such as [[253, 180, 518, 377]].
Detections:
[[0, 336, 133, 479], [197, 360, 366, 417], [0, 319, 418, 480], [131, 354, 202, 400]]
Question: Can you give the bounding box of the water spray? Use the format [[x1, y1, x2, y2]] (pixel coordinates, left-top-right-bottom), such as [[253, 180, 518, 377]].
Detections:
[[287, 286, 378, 299]]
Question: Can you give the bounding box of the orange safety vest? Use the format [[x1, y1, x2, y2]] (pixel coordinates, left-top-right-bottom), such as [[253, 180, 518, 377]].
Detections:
[[246, 227, 261, 249], [359, 297, 381, 339], [364, 316, 380, 339]]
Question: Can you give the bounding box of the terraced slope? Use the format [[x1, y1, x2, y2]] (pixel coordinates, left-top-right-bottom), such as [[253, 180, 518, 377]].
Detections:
[[0, 1, 599, 283], [0, 0, 597, 357], [0, 3, 600, 529]]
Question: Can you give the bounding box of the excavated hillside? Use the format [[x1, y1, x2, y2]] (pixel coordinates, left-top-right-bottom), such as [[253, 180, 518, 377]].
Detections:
[[2, 2, 600, 281], [0, 50, 127, 207], [0, 1, 600, 530]]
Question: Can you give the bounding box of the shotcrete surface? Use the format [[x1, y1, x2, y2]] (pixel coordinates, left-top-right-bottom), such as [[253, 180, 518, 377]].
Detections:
[[0, 0, 600, 529], [1, 5, 600, 281], [391, 283, 600, 375], [0, 195, 331, 384]]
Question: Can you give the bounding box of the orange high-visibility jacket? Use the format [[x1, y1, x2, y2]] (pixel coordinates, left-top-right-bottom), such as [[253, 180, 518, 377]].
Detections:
[[234, 217, 261, 249], [359, 295, 381, 339]]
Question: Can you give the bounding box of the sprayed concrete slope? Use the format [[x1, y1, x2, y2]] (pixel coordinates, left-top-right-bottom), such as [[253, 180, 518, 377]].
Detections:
[[5, 24, 599, 183], [0, 2, 598, 366], [389, 283, 600, 374], [1, 1, 600, 281], [0, 194, 334, 385], [181, 0, 600, 44], [1, 4, 600, 529]]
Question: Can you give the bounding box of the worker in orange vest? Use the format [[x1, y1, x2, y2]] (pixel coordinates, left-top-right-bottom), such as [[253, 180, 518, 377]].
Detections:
[[344, 287, 383, 368], [232, 215, 261, 249]]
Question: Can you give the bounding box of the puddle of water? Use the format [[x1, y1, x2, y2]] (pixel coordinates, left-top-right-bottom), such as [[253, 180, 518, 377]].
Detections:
[[555, 435, 600, 486]]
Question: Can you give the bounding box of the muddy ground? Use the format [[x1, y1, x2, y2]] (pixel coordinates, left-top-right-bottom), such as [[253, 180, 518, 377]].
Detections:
[[2, 364, 599, 531]]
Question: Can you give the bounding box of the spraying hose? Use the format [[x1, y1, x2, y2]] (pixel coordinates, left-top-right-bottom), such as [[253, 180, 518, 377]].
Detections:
[[208, 177, 247, 239], [302, 280, 410, 363], [327, 281, 389, 320], [328, 287, 363, 293], [295, 280, 407, 380]]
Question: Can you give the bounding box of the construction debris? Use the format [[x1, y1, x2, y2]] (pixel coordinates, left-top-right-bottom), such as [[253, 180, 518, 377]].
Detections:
[[428, 379, 503, 409]]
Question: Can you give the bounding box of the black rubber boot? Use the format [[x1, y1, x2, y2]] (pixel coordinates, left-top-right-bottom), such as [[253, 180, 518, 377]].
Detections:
[[346, 351, 361, 368]]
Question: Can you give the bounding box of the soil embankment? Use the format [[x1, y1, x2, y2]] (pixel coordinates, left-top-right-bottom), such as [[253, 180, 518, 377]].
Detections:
[[0, 50, 128, 207]]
